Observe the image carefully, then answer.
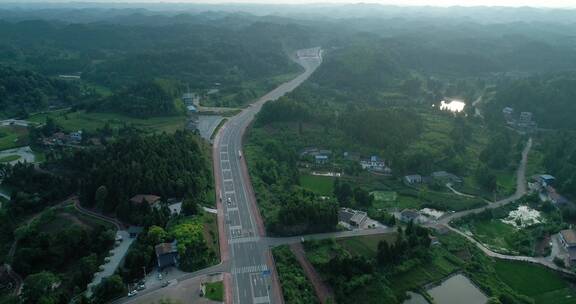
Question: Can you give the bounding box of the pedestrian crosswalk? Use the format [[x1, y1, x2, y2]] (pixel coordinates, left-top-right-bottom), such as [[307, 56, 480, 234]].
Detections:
[[228, 236, 260, 244], [232, 264, 268, 275]]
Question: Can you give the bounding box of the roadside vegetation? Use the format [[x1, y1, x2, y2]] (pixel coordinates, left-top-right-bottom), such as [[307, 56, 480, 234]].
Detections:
[[272, 246, 319, 304], [454, 194, 565, 256], [301, 231, 576, 304]]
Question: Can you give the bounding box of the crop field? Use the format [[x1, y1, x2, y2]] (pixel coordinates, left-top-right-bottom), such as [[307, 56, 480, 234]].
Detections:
[[29, 110, 186, 133], [494, 260, 576, 304], [299, 174, 335, 196]]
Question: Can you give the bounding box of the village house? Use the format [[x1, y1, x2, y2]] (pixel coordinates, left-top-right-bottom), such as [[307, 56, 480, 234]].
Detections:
[[537, 174, 556, 187], [70, 130, 83, 142], [315, 154, 329, 165], [502, 107, 514, 123], [338, 208, 372, 230], [168, 201, 182, 216], [559, 229, 576, 265], [360, 156, 392, 174], [404, 174, 423, 185], [155, 241, 179, 269], [399, 209, 424, 224], [130, 194, 162, 209]]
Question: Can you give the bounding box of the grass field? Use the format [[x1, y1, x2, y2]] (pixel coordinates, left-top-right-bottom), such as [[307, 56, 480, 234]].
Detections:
[[467, 219, 517, 253], [371, 191, 397, 202], [494, 260, 576, 304], [204, 281, 224, 301], [299, 174, 335, 196], [0, 126, 28, 150], [337, 234, 397, 258], [29, 110, 187, 133], [0, 155, 20, 163]]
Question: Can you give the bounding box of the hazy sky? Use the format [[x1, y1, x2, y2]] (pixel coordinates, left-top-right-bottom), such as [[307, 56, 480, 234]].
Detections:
[[5, 0, 576, 8]]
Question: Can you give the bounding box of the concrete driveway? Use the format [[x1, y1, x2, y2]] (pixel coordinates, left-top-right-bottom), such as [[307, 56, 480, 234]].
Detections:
[[0, 146, 35, 165]]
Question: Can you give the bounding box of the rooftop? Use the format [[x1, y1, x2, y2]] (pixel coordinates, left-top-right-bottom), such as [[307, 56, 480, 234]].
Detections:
[[561, 229, 576, 246], [155, 241, 178, 257]]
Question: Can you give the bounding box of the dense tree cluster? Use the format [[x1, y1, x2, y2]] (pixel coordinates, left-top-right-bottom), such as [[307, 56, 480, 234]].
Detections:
[[489, 74, 576, 130], [305, 240, 398, 304], [247, 135, 338, 236], [0, 65, 81, 117], [540, 132, 576, 199], [90, 80, 179, 118], [333, 179, 374, 207], [377, 222, 431, 266], [340, 108, 422, 153], [13, 219, 114, 301], [68, 131, 212, 224], [0, 19, 300, 90], [312, 43, 406, 94], [1, 163, 76, 217]]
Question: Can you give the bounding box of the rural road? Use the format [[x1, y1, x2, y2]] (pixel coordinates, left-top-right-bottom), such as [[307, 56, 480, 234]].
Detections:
[[430, 138, 573, 275], [436, 137, 532, 225]]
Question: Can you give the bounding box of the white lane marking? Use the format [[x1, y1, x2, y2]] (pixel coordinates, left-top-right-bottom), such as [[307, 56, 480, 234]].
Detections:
[[231, 264, 268, 274], [253, 296, 270, 304], [228, 236, 259, 244], [223, 178, 233, 182]]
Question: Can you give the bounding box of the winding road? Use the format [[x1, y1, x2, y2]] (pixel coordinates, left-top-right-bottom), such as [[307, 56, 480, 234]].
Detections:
[[430, 138, 572, 275]]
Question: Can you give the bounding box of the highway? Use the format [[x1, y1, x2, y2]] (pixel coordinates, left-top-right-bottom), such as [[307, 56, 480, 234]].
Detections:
[[213, 48, 323, 304]]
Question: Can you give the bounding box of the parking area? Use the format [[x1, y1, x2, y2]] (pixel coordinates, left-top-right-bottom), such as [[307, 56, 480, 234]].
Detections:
[[197, 115, 224, 141], [87, 230, 136, 296], [125, 273, 223, 304]]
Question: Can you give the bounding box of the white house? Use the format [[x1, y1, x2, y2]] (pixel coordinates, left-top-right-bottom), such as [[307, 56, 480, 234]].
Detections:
[[360, 156, 391, 174]]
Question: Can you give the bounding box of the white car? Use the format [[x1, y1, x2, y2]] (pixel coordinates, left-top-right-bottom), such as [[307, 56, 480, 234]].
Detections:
[[128, 290, 138, 297]]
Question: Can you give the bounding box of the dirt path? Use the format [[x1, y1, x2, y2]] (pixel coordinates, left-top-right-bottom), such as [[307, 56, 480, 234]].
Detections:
[[289, 243, 335, 304], [73, 200, 124, 230]]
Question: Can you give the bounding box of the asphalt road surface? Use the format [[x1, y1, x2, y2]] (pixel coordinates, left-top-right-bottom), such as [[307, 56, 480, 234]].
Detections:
[[214, 48, 322, 304]]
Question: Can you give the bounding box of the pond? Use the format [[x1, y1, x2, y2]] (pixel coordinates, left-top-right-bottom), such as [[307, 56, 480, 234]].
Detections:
[[440, 100, 466, 113], [427, 274, 487, 304]]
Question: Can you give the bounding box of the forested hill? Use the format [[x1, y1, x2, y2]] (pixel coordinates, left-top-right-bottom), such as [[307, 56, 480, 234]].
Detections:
[[66, 131, 212, 224], [90, 80, 180, 118], [312, 43, 406, 94], [0, 65, 81, 117], [488, 74, 576, 130], [0, 18, 306, 89]]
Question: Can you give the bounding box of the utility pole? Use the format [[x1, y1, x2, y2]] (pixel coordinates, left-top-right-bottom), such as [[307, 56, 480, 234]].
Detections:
[[142, 266, 147, 281]]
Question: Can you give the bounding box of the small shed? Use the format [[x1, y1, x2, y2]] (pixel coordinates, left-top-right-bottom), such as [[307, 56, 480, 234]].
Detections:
[[155, 241, 179, 269]]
